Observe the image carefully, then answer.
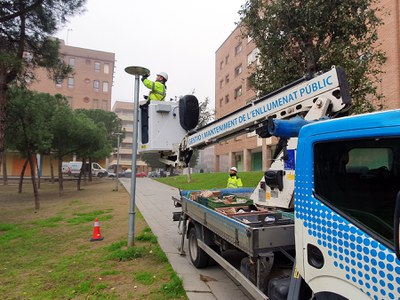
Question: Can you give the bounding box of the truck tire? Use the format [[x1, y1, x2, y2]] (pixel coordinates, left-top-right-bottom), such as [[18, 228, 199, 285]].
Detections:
[[188, 227, 209, 268]]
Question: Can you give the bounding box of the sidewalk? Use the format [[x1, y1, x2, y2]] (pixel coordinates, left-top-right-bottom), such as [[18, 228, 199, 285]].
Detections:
[[119, 178, 250, 300]]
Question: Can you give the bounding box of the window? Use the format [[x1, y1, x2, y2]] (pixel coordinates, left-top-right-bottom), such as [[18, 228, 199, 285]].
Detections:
[[225, 74, 230, 84], [235, 64, 243, 77], [219, 98, 223, 107], [67, 77, 74, 88], [69, 57, 75, 67], [102, 81, 109, 93], [314, 138, 400, 245], [225, 55, 229, 64], [121, 143, 131, 149], [93, 80, 99, 92], [220, 61, 224, 70], [219, 80, 223, 89], [235, 43, 242, 55], [234, 86, 242, 99], [225, 95, 230, 104], [66, 96, 73, 107], [104, 63, 110, 74], [94, 62, 100, 72], [102, 100, 108, 110], [121, 154, 132, 161], [55, 77, 62, 87], [92, 99, 99, 109]]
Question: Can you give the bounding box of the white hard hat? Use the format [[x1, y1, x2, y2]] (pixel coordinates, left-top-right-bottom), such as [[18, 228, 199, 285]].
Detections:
[[230, 167, 237, 172], [157, 72, 168, 81]]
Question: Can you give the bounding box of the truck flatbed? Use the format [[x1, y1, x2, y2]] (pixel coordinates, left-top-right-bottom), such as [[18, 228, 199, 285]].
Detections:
[[179, 190, 295, 257]]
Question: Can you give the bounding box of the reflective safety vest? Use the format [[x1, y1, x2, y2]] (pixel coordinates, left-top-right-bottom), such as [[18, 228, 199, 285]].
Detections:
[[227, 176, 243, 189], [142, 78, 166, 101]]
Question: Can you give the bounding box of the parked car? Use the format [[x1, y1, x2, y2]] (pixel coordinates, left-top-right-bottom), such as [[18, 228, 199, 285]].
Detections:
[[136, 172, 147, 178], [147, 171, 159, 178], [108, 172, 116, 178], [117, 169, 132, 178]]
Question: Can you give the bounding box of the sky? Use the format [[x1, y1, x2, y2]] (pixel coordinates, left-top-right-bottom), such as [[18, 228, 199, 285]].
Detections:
[[55, 0, 246, 108]]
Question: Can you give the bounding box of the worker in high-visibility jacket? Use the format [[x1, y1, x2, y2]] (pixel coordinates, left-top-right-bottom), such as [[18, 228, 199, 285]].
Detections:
[[141, 72, 168, 101], [227, 167, 243, 188]]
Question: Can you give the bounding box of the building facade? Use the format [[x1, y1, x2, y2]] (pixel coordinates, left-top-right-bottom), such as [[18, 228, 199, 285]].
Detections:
[[377, 0, 400, 109], [215, 27, 272, 173], [215, 1, 400, 172], [30, 39, 115, 111], [110, 101, 150, 174]]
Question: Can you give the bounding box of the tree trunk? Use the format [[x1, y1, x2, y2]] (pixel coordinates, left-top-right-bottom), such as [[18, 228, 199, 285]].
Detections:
[[304, 34, 318, 77], [58, 158, 63, 196], [50, 155, 54, 183], [77, 168, 82, 191], [0, 72, 7, 160], [36, 154, 40, 189], [1, 151, 8, 185], [187, 162, 192, 183], [169, 165, 174, 176], [88, 158, 93, 182], [18, 159, 29, 193], [77, 158, 85, 191], [28, 154, 40, 210]]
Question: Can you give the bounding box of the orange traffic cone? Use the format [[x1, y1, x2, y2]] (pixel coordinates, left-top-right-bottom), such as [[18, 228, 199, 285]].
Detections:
[[90, 217, 104, 242]]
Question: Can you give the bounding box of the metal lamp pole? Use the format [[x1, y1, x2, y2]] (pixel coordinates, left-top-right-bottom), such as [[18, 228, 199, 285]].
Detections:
[[114, 132, 122, 191], [125, 66, 149, 247]]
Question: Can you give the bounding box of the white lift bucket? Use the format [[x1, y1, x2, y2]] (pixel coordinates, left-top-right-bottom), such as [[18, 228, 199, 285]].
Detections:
[[138, 100, 187, 154]]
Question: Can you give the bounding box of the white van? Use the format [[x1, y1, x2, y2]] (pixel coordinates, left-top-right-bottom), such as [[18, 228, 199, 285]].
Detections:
[[62, 161, 108, 177]]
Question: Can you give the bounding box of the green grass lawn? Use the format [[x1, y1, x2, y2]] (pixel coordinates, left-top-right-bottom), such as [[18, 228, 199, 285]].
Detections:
[[0, 180, 186, 300], [155, 171, 264, 190]]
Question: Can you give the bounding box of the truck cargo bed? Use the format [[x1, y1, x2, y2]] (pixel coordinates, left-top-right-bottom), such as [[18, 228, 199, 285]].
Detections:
[[180, 188, 295, 257]]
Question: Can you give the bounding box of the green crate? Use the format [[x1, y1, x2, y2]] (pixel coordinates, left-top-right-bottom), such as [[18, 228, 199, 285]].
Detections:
[[197, 196, 210, 207], [208, 197, 253, 209], [277, 210, 295, 221]]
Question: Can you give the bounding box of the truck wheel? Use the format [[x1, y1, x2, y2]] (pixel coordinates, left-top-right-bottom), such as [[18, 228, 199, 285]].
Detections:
[[188, 227, 209, 268]]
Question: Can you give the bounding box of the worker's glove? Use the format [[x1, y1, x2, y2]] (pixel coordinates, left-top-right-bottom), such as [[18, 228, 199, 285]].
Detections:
[[139, 99, 150, 109], [141, 74, 149, 82]]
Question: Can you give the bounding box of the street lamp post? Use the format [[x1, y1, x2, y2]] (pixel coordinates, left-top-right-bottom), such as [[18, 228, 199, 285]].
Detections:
[[125, 65, 150, 247], [114, 132, 122, 191]]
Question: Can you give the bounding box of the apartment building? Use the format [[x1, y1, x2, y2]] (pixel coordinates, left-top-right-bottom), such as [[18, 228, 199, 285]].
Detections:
[[215, 1, 400, 172], [2, 40, 115, 177], [215, 26, 270, 172], [30, 39, 115, 111], [110, 101, 150, 174]]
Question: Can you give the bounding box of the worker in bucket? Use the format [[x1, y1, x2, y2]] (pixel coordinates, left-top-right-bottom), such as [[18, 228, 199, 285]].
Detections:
[[141, 72, 168, 102], [227, 167, 243, 188]]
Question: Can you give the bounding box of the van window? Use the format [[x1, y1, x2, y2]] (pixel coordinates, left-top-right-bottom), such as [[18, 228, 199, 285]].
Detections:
[[92, 163, 100, 170], [314, 137, 400, 246]]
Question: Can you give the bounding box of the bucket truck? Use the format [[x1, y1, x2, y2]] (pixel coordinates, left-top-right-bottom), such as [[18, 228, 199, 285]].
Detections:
[[138, 66, 400, 300]]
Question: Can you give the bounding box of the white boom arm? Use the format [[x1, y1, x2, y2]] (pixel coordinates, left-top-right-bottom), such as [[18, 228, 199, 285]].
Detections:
[[176, 66, 350, 162], [138, 67, 350, 167]]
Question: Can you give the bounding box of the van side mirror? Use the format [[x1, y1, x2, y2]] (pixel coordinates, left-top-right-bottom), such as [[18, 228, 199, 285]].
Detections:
[[394, 191, 400, 260]]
